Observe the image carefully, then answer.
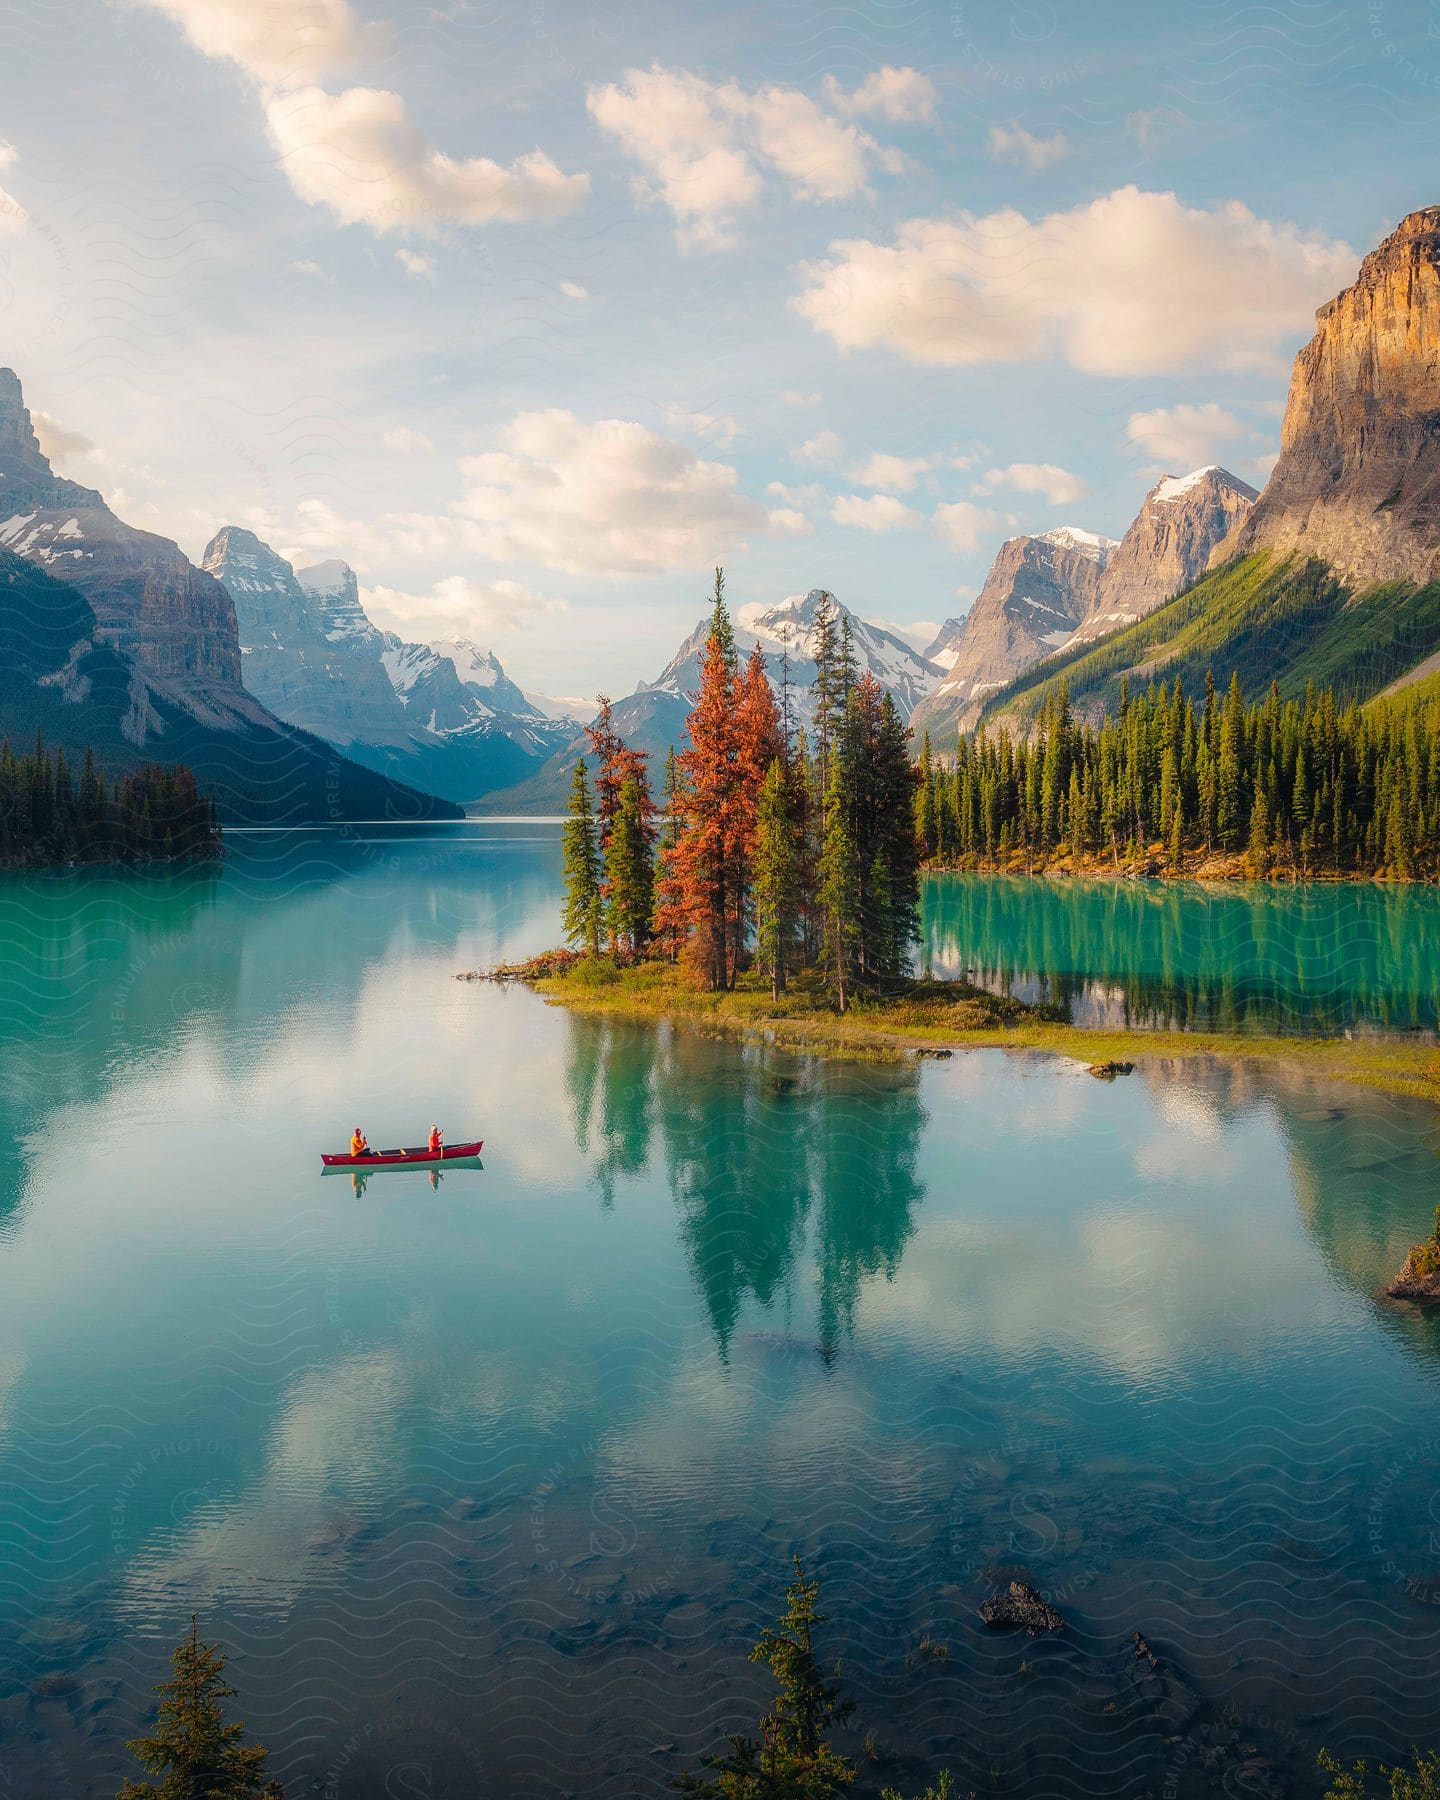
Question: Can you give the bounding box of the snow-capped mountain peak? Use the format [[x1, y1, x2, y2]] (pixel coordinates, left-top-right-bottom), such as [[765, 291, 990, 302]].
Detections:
[[660, 588, 941, 722], [1151, 466, 1221, 504], [1036, 525, 1120, 561], [432, 636, 501, 689]]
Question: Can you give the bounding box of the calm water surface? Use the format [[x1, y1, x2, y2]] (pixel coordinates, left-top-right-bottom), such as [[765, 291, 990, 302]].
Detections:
[[922, 872, 1440, 1036], [0, 826, 1438, 1799]]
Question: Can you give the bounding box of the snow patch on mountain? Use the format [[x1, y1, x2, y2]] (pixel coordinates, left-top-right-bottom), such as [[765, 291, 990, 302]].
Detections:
[[1151, 466, 1222, 504], [1036, 526, 1119, 560]]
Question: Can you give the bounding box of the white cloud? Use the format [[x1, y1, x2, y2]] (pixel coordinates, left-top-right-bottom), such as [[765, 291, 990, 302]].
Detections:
[[793, 188, 1355, 376], [767, 507, 814, 537], [382, 426, 435, 454], [290, 257, 333, 281], [849, 451, 933, 492], [0, 142, 27, 233], [395, 247, 435, 280], [825, 66, 938, 123], [782, 390, 822, 407], [450, 408, 791, 575], [130, 0, 365, 87], [661, 403, 740, 448], [765, 479, 826, 505], [264, 86, 588, 234], [934, 500, 1004, 553], [874, 616, 942, 650], [587, 63, 905, 250], [133, 4, 587, 238], [365, 574, 566, 636], [986, 123, 1072, 171], [793, 428, 843, 467], [31, 410, 102, 472], [1127, 107, 1190, 152], [1125, 401, 1250, 471], [977, 461, 1090, 505], [831, 493, 919, 530], [559, 279, 589, 300]]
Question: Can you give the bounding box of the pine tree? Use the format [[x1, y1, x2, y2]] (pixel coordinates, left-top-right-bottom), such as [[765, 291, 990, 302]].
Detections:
[[819, 745, 861, 1013], [653, 747, 690, 961], [118, 1617, 283, 1800], [606, 773, 655, 953], [753, 759, 798, 1000], [677, 1557, 855, 1797], [584, 695, 626, 843], [561, 760, 604, 956], [673, 569, 746, 990], [809, 591, 850, 782]]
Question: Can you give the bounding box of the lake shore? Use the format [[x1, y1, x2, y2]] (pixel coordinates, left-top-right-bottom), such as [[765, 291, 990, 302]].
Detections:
[[472, 954, 1440, 1104], [923, 845, 1430, 884]]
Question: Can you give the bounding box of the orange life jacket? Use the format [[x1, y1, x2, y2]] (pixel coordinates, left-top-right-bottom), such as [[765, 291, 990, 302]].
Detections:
[[428, 1128, 442, 1153], [351, 1132, 367, 1157]]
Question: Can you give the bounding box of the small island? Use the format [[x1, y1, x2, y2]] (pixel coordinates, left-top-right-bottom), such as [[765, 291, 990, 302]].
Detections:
[[467, 576, 1440, 1108], [1382, 1207, 1440, 1304]]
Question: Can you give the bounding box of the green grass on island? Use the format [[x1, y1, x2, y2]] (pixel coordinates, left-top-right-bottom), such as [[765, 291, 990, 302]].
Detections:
[[473, 952, 1440, 1105]]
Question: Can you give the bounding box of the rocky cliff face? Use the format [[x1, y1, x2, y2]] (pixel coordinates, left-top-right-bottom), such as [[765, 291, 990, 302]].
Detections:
[[207, 528, 572, 798], [1068, 467, 1256, 647], [0, 369, 245, 696], [204, 528, 414, 748], [910, 528, 1115, 740], [1215, 208, 1440, 586], [296, 558, 383, 649]]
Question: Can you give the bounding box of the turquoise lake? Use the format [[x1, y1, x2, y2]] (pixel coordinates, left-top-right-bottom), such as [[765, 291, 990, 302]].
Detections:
[[1, 825, 1438, 1798]]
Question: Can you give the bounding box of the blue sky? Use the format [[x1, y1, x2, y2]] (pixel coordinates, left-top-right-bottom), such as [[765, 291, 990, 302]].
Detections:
[[1, 0, 1437, 697]]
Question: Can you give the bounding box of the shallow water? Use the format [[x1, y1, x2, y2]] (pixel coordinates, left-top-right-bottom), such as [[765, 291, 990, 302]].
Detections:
[[0, 825, 1437, 1798]]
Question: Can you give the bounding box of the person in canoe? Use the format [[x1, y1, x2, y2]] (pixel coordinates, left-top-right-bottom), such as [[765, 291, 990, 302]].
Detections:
[[428, 1124, 443, 1155], [350, 1126, 375, 1159]]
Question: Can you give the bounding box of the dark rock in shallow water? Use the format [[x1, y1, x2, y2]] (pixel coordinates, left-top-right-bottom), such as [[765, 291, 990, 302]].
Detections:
[[1087, 1060, 1135, 1080], [1117, 1630, 1203, 1733], [914, 1047, 953, 1059], [978, 1580, 1066, 1636]]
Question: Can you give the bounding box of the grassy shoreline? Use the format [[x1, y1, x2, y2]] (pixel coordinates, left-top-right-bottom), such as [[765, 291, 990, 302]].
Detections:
[[476, 955, 1440, 1105]]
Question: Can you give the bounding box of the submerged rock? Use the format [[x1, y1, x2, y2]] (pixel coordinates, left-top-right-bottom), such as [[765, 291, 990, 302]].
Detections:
[[978, 1580, 1066, 1636], [1117, 1630, 1203, 1733]]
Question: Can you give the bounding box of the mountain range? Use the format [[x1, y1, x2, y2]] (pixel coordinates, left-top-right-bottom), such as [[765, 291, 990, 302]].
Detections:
[[202, 527, 575, 805], [980, 207, 1440, 733], [0, 372, 455, 822], [478, 587, 944, 811], [5, 208, 1440, 818]]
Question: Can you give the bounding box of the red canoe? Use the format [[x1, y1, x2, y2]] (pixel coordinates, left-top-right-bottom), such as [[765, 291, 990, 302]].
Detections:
[[321, 1139, 484, 1168]]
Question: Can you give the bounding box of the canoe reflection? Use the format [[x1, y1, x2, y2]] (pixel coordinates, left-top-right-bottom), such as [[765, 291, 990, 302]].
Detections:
[[322, 1156, 485, 1197]]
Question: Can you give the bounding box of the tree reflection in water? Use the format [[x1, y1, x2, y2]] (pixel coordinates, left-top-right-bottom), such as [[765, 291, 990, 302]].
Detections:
[[563, 1014, 927, 1361]]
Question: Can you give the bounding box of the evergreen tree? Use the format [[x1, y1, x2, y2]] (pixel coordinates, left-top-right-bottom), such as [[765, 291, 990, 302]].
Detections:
[[561, 760, 604, 956], [653, 747, 690, 962], [753, 759, 798, 999], [672, 569, 746, 990], [819, 745, 861, 1014], [809, 591, 850, 782], [677, 1557, 855, 1798], [118, 1617, 283, 1800], [606, 772, 655, 953]]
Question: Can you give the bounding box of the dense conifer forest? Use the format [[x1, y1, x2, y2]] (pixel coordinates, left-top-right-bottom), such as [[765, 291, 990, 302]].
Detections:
[[918, 672, 1440, 880], [0, 736, 221, 867]]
